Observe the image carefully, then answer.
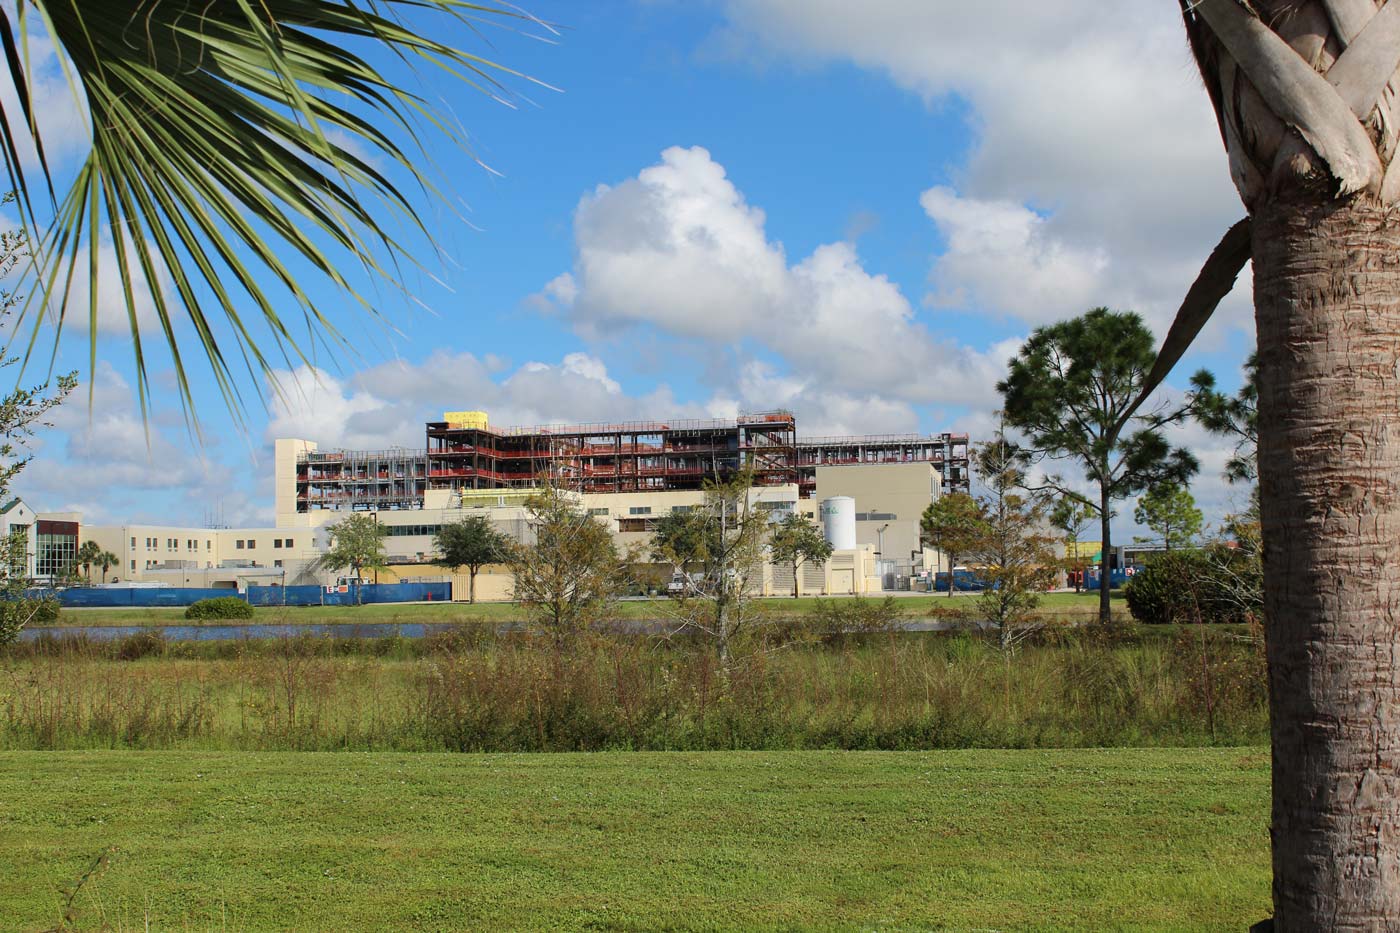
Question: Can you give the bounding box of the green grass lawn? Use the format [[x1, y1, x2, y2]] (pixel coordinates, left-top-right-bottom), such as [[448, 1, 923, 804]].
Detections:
[[0, 748, 1269, 931], [49, 590, 1125, 627]]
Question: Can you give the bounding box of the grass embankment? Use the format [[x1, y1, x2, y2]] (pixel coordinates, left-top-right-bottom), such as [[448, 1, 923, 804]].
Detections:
[[1, 628, 1266, 752], [0, 747, 1271, 931], [49, 590, 1129, 627]]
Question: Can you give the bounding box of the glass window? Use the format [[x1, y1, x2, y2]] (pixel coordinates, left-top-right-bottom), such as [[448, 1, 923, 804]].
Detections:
[[273, 539, 282, 549], [628, 507, 652, 515], [247, 540, 256, 549], [235, 540, 244, 549]]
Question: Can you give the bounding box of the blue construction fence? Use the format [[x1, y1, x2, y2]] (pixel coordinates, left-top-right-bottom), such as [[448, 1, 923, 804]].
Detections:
[[31, 582, 452, 609]]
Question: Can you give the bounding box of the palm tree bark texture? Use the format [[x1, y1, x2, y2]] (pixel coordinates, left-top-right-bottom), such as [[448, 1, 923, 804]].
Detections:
[[1184, 1, 1400, 927]]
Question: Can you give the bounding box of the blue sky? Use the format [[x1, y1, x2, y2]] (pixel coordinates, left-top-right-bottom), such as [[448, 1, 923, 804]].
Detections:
[[4, 1, 1259, 534]]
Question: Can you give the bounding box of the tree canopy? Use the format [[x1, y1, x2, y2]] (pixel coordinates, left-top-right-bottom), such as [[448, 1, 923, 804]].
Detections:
[[999, 307, 1198, 622], [319, 513, 388, 598], [435, 515, 511, 603], [1190, 355, 1258, 484], [768, 511, 833, 598], [1134, 483, 1203, 553], [920, 492, 987, 598]]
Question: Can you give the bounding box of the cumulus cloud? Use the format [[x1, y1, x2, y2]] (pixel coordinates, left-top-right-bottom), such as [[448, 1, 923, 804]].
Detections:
[[14, 363, 269, 526], [714, 1, 1255, 340], [920, 187, 1108, 324], [263, 351, 717, 451], [536, 145, 1014, 409]]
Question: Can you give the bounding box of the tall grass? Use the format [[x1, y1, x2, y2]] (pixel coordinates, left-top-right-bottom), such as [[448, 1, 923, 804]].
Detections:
[[0, 627, 1267, 752]]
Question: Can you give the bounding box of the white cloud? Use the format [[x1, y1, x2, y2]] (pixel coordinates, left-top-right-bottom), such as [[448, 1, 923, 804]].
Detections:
[[262, 351, 716, 451], [536, 145, 1014, 409], [920, 186, 1107, 324], [14, 363, 268, 526], [715, 1, 1255, 339]]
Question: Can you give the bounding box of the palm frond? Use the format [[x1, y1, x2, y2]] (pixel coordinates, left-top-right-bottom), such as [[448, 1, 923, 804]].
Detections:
[[0, 0, 553, 423]]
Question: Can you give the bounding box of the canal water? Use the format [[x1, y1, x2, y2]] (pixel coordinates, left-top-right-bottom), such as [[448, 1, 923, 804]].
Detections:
[[19, 619, 968, 641], [18, 622, 471, 642]]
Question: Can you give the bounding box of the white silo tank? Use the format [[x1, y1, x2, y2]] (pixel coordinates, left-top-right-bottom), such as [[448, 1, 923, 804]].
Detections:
[[820, 496, 857, 550]]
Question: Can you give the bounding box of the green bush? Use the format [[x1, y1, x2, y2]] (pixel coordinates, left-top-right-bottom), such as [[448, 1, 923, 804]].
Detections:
[[184, 596, 253, 620], [1125, 547, 1260, 625]]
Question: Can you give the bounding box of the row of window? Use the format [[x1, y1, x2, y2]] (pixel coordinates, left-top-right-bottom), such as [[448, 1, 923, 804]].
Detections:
[[384, 525, 443, 538], [135, 536, 213, 552]]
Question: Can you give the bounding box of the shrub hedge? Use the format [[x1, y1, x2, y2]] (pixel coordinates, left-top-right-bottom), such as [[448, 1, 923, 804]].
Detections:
[[184, 596, 254, 620]]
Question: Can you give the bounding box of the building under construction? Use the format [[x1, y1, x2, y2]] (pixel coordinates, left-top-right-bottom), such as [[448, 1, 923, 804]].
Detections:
[[291, 411, 970, 514], [796, 433, 969, 499]]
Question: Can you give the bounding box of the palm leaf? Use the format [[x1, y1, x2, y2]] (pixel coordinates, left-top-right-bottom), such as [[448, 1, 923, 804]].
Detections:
[[0, 0, 554, 423]]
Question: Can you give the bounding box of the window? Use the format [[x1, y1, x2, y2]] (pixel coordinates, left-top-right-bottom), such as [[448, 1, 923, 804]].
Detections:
[[235, 540, 245, 550], [247, 540, 256, 549], [588, 508, 609, 517], [130, 560, 135, 571], [758, 502, 793, 512], [856, 512, 898, 522], [283, 538, 293, 548], [273, 539, 282, 549], [130, 537, 136, 548], [35, 520, 78, 578], [628, 506, 652, 516], [206, 540, 212, 550], [671, 506, 693, 514], [274, 560, 283, 568]]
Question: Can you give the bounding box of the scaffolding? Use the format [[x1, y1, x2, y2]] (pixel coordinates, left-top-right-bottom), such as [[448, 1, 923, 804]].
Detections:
[[425, 411, 799, 496], [293, 417, 970, 512], [295, 448, 427, 512]]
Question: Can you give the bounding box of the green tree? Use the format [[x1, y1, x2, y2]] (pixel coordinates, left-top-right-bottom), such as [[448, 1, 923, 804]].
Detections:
[[970, 429, 1060, 652], [1133, 483, 1203, 553], [0, 201, 73, 645], [318, 514, 387, 604], [998, 308, 1197, 623], [0, 2, 541, 411], [511, 481, 625, 647], [435, 515, 510, 604], [767, 511, 833, 598], [96, 550, 118, 583], [75, 539, 103, 585], [1050, 496, 1094, 593], [1189, 355, 1258, 484], [919, 492, 987, 598]]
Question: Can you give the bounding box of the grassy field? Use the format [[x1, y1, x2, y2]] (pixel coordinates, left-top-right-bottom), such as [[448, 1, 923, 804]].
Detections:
[[46, 590, 1128, 628], [0, 747, 1270, 931], [2, 626, 1266, 752]]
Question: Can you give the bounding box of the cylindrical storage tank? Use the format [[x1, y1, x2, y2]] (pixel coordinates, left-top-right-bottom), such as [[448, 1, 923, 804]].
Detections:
[[820, 496, 857, 550]]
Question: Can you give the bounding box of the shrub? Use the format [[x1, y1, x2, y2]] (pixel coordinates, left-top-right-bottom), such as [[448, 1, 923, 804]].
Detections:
[[115, 629, 166, 661], [184, 596, 253, 620], [1125, 546, 1260, 625], [1124, 551, 1208, 625], [810, 595, 901, 645]]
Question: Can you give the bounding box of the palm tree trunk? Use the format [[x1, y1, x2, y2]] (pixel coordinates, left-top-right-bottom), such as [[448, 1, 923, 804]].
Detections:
[[1253, 190, 1400, 930]]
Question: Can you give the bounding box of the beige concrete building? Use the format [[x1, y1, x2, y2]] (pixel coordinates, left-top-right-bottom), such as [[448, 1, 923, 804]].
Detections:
[[812, 462, 942, 567], [70, 426, 950, 598]]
